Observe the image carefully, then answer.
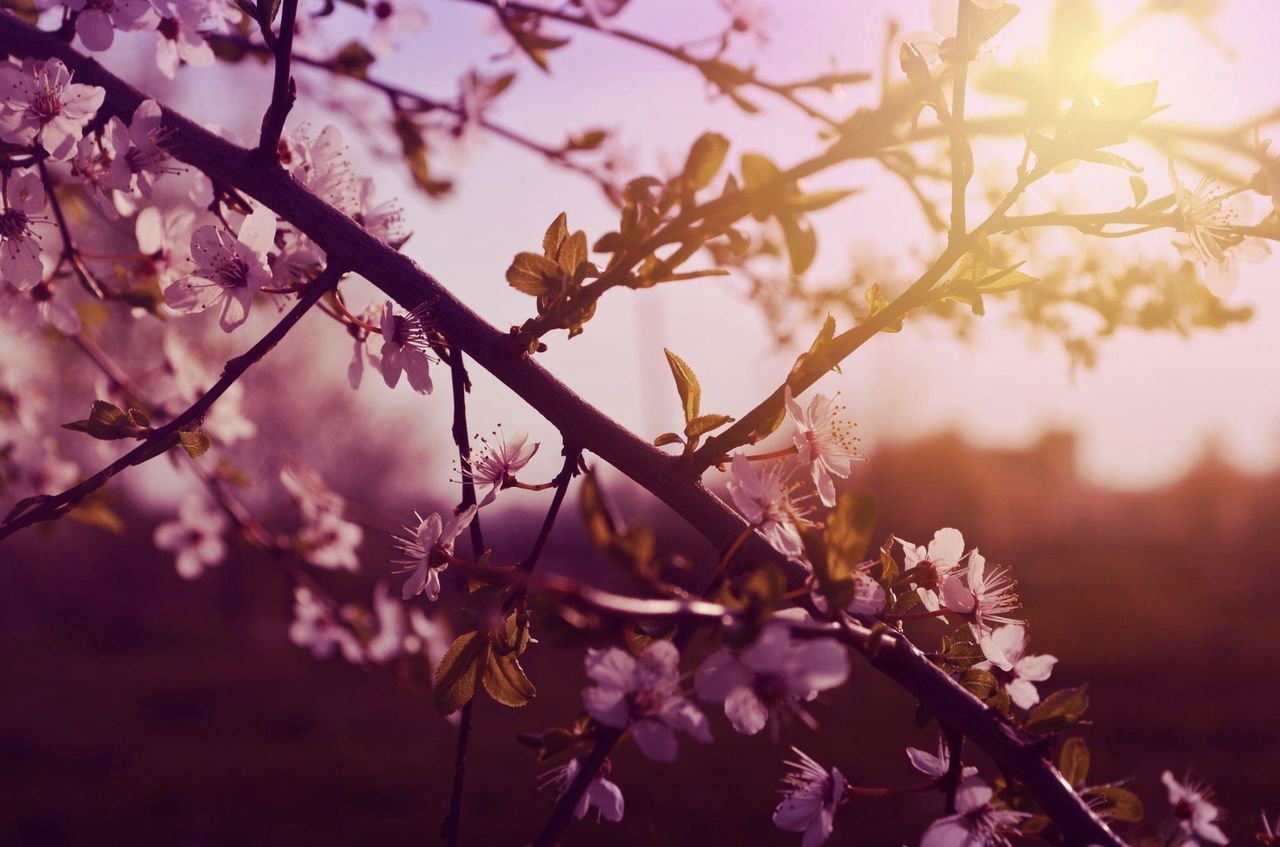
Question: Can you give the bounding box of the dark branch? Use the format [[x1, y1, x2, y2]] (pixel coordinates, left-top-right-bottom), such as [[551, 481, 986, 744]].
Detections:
[[257, 0, 299, 156]]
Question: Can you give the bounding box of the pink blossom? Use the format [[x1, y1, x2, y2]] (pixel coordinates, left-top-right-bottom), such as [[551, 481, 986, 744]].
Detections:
[[466, 428, 539, 506], [539, 758, 625, 823], [165, 206, 275, 332], [784, 386, 861, 507], [153, 494, 228, 580], [152, 0, 215, 79], [941, 549, 1021, 637], [773, 747, 845, 847], [288, 587, 363, 663], [378, 300, 435, 393], [52, 0, 159, 52], [0, 58, 105, 160], [393, 505, 478, 601], [906, 735, 978, 780], [106, 99, 173, 197], [1163, 770, 1229, 846], [728, 454, 807, 560], [0, 170, 49, 289], [582, 641, 711, 762], [920, 777, 1030, 847], [975, 624, 1056, 703], [695, 623, 848, 736], [897, 527, 966, 612], [368, 1, 429, 58]]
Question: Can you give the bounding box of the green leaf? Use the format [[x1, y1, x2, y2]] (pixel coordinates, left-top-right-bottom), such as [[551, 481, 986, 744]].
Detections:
[[663, 348, 701, 424], [1058, 737, 1090, 788], [653, 432, 684, 447], [826, 491, 877, 574], [779, 213, 817, 275], [1082, 786, 1144, 824], [542, 212, 569, 257], [67, 498, 125, 535], [1129, 175, 1149, 206], [178, 431, 212, 458], [483, 650, 536, 707], [1080, 149, 1143, 172], [740, 152, 781, 192], [684, 413, 734, 439], [433, 631, 488, 715], [1024, 684, 1089, 733], [959, 668, 1000, 701], [506, 251, 562, 295], [682, 132, 730, 192], [863, 283, 903, 332]]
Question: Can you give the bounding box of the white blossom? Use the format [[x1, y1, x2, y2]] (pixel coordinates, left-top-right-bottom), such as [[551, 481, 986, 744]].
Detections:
[[582, 641, 711, 762], [897, 527, 966, 613], [784, 386, 861, 507], [378, 300, 435, 393], [0, 170, 49, 289], [1163, 770, 1229, 846], [975, 624, 1056, 704], [1170, 160, 1269, 297], [941, 549, 1021, 637], [695, 623, 848, 736], [906, 735, 978, 780], [37, 0, 158, 51], [393, 505, 477, 601], [728, 454, 808, 560], [0, 58, 105, 160], [539, 758, 625, 823], [288, 587, 363, 663], [153, 494, 228, 580], [368, 1, 429, 58], [165, 206, 275, 332], [466, 428, 539, 506], [920, 777, 1030, 847], [773, 747, 846, 847], [151, 0, 216, 79], [106, 99, 173, 197]]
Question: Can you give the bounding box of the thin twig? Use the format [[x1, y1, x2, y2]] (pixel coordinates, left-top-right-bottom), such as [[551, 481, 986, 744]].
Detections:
[[948, 0, 972, 244], [0, 264, 345, 538], [257, 0, 299, 157]]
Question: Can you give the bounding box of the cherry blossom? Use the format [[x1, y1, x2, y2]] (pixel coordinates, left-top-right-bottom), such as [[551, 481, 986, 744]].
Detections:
[[286, 124, 358, 215], [43, 0, 159, 52], [941, 549, 1021, 636], [153, 494, 228, 579], [1170, 160, 1269, 297], [136, 205, 197, 287], [106, 99, 173, 197], [368, 1, 429, 59], [394, 505, 478, 601], [906, 735, 978, 781], [288, 587, 364, 663], [728, 453, 808, 560], [378, 300, 436, 393], [24, 281, 82, 335], [151, 0, 216, 79], [581, 641, 711, 762], [0, 170, 50, 290], [974, 624, 1056, 704], [365, 581, 409, 664], [69, 135, 118, 219], [1162, 770, 1229, 846], [0, 58, 105, 160], [772, 747, 845, 847], [897, 527, 966, 613], [408, 608, 451, 669], [354, 177, 406, 246], [811, 567, 886, 618], [165, 206, 276, 332], [695, 623, 848, 736], [784, 386, 861, 507], [920, 777, 1030, 847], [539, 758, 625, 823], [466, 428, 539, 506]]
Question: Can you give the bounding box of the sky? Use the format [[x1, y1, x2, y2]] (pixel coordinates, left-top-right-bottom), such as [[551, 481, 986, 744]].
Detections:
[[108, 0, 1280, 495]]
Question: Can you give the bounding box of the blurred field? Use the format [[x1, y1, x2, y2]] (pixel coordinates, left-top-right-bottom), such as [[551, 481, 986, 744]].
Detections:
[[2, 431, 1278, 846]]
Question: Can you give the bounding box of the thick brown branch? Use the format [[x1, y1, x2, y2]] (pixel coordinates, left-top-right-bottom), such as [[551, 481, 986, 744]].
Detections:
[[0, 19, 1121, 846]]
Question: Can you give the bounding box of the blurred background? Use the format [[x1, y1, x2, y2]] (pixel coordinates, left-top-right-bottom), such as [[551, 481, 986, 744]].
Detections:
[[3, 0, 1280, 844]]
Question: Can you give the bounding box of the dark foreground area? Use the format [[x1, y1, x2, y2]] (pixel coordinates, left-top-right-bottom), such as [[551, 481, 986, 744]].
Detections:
[[3, 433, 1278, 846]]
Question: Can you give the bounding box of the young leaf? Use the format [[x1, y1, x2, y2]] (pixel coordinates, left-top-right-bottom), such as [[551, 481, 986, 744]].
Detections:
[[483, 651, 537, 707], [433, 631, 488, 715], [1082, 786, 1144, 824], [826, 491, 877, 575], [1024, 684, 1089, 733], [1058, 737, 1090, 788], [663, 348, 701, 424], [543, 212, 569, 257], [506, 252, 561, 295], [178, 431, 213, 458], [684, 413, 734, 440], [682, 132, 730, 192]]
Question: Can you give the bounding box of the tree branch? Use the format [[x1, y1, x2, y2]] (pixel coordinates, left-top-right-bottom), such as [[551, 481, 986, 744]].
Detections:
[[256, 0, 299, 157], [0, 19, 1121, 846]]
